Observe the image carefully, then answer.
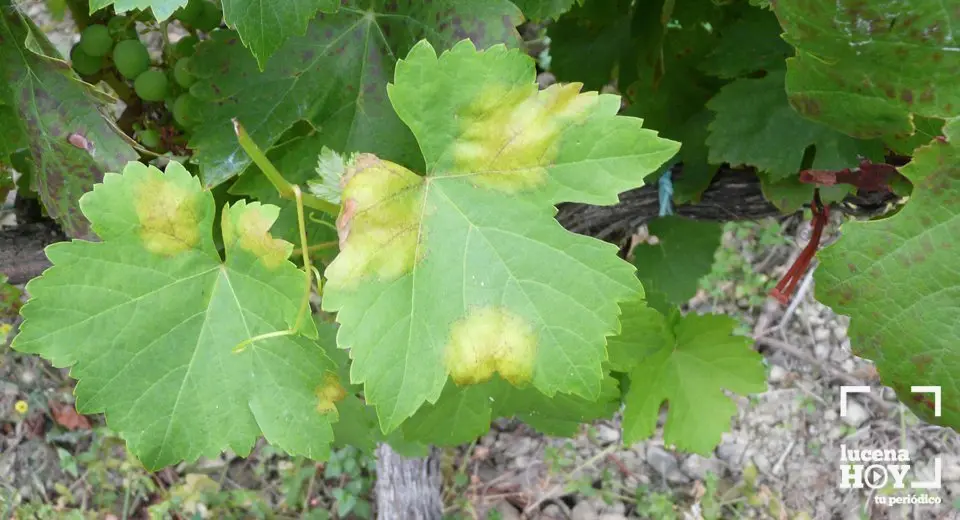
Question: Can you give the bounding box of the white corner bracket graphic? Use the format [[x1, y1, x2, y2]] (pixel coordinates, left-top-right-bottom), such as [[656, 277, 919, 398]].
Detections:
[[839, 385, 871, 417], [910, 386, 942, 418]]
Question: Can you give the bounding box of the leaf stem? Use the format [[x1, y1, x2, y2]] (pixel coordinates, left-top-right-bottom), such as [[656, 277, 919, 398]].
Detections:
[[232, 118, 340, 217]]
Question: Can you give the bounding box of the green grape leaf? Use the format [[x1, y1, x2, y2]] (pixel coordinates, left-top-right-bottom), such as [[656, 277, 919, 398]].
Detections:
[[511, 0, 580, 21], [620, 0, 737, 203], [632, 216, 722, 313], [772, 0, 960, 139], [606, 299, 669, 372], [0, 3, 138, 238], [315, 319, 426, 456], [815, 119, 960, 429], [706, 70, 884, 180], [309, 146, 347, 205], [671, 111, 717, 205], [222, 0, 338, 68], [190, 1, 523, 188], [699, 7, 792, 79], [13, 161, 343, 470], [322, 40, 680, 431], [89, 0, 186, 21], [546, 0, 632, 91], [621, 311, 767, 453], [228, 133, 339, 264], [758, 172, 853, 213], [402, 376, 620, 444]]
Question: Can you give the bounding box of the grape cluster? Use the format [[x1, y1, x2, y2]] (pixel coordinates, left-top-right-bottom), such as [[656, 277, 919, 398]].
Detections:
[[67, 1, 221, 151]]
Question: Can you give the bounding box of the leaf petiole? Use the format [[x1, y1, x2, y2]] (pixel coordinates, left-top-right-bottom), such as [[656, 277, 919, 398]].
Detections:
[[232, 118, 339, 217]]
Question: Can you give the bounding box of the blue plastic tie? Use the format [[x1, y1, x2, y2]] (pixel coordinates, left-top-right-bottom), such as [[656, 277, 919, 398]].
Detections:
[[658, 167, 675, 217]]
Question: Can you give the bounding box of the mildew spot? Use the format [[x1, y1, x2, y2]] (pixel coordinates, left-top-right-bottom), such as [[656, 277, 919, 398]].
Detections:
[[324, 154, 426, 287], [315, 371, 347, 417], [221, 202, 290, 269], [134, 177, 201, 256], [444, 307, 538, 386], [452, 82, 598, 192]]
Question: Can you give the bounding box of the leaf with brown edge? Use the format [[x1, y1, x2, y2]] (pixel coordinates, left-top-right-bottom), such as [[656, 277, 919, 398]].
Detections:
[[815, 118, 960, 430], [0, 1, 138, 238]]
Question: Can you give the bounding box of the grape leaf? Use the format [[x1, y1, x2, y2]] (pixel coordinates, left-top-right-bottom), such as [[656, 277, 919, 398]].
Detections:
[[771, 0, 960, 139], [222, 0, 338, 68], [322, 40, 680, 431], [546, 0, 632, 91], [620, 0, 737, 204], [511, 0, 580, 21], [815, 118, 960, 429], [88, 0, 187, 20], [699, 7, 792, 79], [632, 216, 722, 313], [620, 311, 767, 453], [189, 1, 523, 187], [314, 319, 426, 456], [606, 299, 668, 372], [706, 70, 884, 180], [12, 161, 345, 469], [0, 2, 138, 238], [228, 133, 339, 264], [402, 376, 620, 444], [758, 172, 853, 213]]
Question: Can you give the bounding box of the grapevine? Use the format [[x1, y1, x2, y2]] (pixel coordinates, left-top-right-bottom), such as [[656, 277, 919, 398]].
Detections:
[[0, 0, 957, 516]]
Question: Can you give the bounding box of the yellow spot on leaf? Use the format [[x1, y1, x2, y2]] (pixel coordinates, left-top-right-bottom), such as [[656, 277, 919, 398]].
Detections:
[[324, 154, 426, 288], [453, 82, 598, 192], [445, 307, 538, 386], [221, 202, 291, 269], [135, 177, 201, 255], [315, 371, 347, 417]]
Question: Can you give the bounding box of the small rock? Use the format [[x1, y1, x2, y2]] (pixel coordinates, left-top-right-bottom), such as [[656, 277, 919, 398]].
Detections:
[[571, 500, 597, 520], [831, 324, 847, 340], [753, 453, 772, 475], [646, 446, 690, 484], [813, 327, 830, 342], [840, 400, 869, 427], [716, 440, 747, 464], [882, 387, 898, 401], [824, 409, 837, 421], [681, 454, 724, 480], [595, 423, 620, 445], [768, 365, 788, 383], [814, 343, 831, 360], [492, 501, 522, 520], [841, 359, 855, 373], [540, 504, 564, 520], [598, 514, 628, 520], [604, 502, 626, 515], [941, 454, 960, 481]]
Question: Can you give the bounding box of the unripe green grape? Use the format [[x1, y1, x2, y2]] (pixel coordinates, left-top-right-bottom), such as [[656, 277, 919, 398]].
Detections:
[[112, 39, 150, 79], [173, 35, 199, 58], [138, 128, 161, 149], [134, 69, 168, 101], [172, 93, 197, 128], [175, 0, 204, 25], [70, 44, 103, 76], [194, 1, 222, 32], [79, 24, 113, 57], [173, 58, 195, 88]]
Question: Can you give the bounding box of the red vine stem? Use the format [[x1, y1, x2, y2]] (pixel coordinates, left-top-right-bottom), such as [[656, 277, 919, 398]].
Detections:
[[770, 190, 829, 305]]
